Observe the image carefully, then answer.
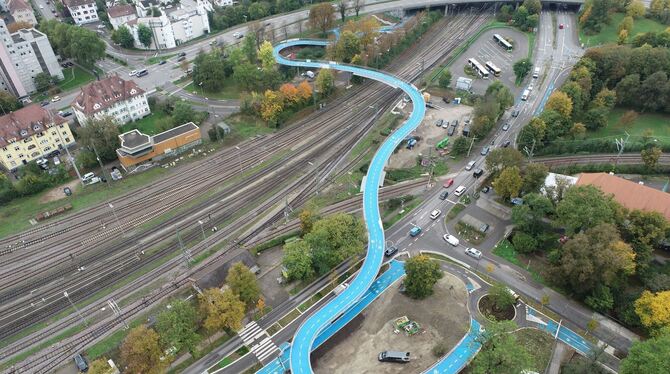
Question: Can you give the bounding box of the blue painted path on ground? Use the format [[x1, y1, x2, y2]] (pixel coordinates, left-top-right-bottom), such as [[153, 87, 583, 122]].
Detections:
[[528, 307, 592, 355], [273, 39, 426, 374], [256, 260, 406, 374], [424, 319, 482, 374]]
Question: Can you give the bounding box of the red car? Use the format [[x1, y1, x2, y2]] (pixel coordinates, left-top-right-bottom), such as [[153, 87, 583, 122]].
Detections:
[[443, 179, 454, 188], [559, 23, 564, 29]]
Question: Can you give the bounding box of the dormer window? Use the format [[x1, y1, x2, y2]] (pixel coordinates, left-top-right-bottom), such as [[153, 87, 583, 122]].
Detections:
[[93, 103, 101, 110], [19, 129, 28, 137], [32, 124, 40, 131], [130, 88, 137, 95]]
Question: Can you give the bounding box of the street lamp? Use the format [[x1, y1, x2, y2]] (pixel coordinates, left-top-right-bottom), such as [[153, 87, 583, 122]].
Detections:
[[307, 161, 319, 194], [198, 81, 204, 96], [63, 291, 86, 326], [198, 220, 206, 241], [108, 203, 121, 230]]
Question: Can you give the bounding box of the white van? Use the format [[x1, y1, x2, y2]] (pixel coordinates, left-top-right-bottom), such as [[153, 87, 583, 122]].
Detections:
[[532, 67, 540, 78], [454, 185, 466, 197], [521, 89, 530, 101], [82, 172, 95, 182], [443, 234, 460, 247]]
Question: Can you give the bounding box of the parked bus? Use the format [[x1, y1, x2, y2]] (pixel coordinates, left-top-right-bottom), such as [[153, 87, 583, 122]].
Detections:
[[467, 58, 489, 79], [485, 61, 501, 77], [493, 34, 513, 52], [521, 89, 530, 101]]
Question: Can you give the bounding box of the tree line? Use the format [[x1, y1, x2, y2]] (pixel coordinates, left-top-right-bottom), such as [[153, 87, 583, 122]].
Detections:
[[39, 20, 106, 67], [91, 262, 262, 373], [496, 0, 541, 31], [517, 44, 670, 156]]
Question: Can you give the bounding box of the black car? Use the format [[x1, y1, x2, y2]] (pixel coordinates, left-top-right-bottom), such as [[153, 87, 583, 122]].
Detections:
[[178, 51, 186, 57], [481, 186, 490, 193], [177, 56, 186, 62], [73, 354, 88, 372], [384, 246, 398, 257], [40, 101, 49, 107], [159, 60, 167, 65], [503, 140, 511, 148], [439, 190, 449, 200], [511, 109, 520, 117]]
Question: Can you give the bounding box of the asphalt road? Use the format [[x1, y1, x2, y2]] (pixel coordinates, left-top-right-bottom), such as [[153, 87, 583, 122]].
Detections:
[[33, 0, 56, 21]]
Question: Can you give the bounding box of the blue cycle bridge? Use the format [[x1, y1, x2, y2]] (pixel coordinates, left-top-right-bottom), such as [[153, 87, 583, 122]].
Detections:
[[272, 39, 426, 374]]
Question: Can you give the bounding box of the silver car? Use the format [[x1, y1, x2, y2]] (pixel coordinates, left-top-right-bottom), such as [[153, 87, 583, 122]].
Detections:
[[465, 247, 482, 259]]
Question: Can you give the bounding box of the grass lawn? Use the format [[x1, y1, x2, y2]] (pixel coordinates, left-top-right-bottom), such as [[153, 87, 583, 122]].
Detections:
[[223, 114, 275, 141], [58, 66, 96, 92], [455, 221, 486, 245], [446, 203, 466, 221], [278, 308, 302, 327], [146, 54, 176, 65], [183, 80, 241, 100], [120, 110, 171, 135], [580, 13, 669, 47], [586, 108, 670, 139], [0, 167, 165, 238], [514, 328, 554, 372]]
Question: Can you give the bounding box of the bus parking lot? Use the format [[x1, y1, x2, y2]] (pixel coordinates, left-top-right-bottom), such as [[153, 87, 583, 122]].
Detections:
[[449, 28, 530, 95]]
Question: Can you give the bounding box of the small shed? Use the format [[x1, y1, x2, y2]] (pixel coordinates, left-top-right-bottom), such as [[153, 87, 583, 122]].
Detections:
[[216, 122, 232, 135], [456, 76, 473, 91]]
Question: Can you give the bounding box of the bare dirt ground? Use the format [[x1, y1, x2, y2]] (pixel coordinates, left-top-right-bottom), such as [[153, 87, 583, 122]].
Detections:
[[388, 104, 473, 169], [39, 179, 81, 204], [313, 273, 470, 374]]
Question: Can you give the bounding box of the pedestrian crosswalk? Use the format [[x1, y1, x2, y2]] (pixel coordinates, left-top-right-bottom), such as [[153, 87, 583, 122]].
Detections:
[[238, 321, 279, 363]]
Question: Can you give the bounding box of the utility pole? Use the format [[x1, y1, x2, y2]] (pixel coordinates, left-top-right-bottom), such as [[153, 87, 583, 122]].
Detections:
[[466, 137, 478, 157], [614, 132, 630, 169], [50, 111, 84, 185], [107, 298, 128, 329], [63, 291, 86, 326], [523, 139, 536, 163], [283, 197, 292, 223], [176, 227, 192, 267]]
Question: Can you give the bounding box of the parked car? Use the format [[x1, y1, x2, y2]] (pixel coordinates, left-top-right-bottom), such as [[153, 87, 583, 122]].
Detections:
[[409, 226, 422, 237], [233, 31, 243, 39], [430, 209, 441, 219], [53, 156, 61, 166], [435, 119, 443, 127], [481, 186, 490, 193], [378, 351, 410, 363], [129, 70, 137, 77], [465, 247, 482, 259], [441, 121, 450, 129], [58, 110, 72, 117], [511, 197, 524, 205], [443, 178, 454, 188], [443, 234, 460, 247], [40, 101, 49, 107], [178, 52, 186, 57], [51, 95, 61, 102], [385, 246, 398, 257], [73, 354, 88, 372], [158, 60, 167, 65]]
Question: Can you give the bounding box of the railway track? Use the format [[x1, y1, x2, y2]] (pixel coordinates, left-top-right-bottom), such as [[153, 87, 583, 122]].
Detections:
[[1, 9, 491, 372], [535, 153, 670, 166]]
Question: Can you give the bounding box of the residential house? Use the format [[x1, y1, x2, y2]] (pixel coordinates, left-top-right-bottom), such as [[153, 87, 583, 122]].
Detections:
[[63, 0, 99, 25], [71, 75, 150, 125], [129, 0, 209, 49], [107, 4, 137, 30], [0, 104, 74, 170], [7, 0, 38, 26]]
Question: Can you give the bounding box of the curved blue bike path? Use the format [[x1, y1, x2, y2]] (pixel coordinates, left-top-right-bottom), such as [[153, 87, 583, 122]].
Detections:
[[273, 39, 426, 374]]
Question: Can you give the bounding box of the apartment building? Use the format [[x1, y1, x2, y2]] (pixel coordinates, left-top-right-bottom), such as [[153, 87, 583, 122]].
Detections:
[[0, 20, 63, 97], [0, 104, 74, 170], [107, 4, 137, 30], [129, 0, 209, 49], [7, 0, 38, 26], [63, 0, 99, 25], [71, 75, 150, 125]]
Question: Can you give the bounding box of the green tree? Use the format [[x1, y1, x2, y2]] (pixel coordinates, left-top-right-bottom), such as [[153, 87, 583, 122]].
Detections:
[[523, 0, 541, 14], [111, 25, 134, 48], [641, 146, 662, 170], [521, 163, 548, 193], [333, 30, 360, 63], [241, 33, 258, 64], [198, 288, 245, 334], [451, 136, 470, 156], [404, 254, 443, 299], [592, 88, 617, 110], [486, 80, 514, 110], [517, 117, 546, 151], [585, 284, 615, 312], [485, 148, 524, 177], [171, 101, 197, 127], [493, 166, 523, 200], [513, 231, 538, 254], [497, 4, 514, 22], [545, 91, 573, 118], [471, 320, 535, 374], [513, 58, 533, 82], [258, 40, 276, 72], [120, 326, 168, 374], [626, 1, 646, 18], [299, 208, 318, 234], [635, 291, 670, 333], [155, 299, 200, 354], [282, 240, 314, 280], [88, 357, 113, 374], [550, 224, 636, 297], [489, 283, 516, 310], [225, 262, 261, 307], [619, 15, 634, 34], [137, 23, 153, 48], [308, 2, 335, 36], [512, 6, 530, 29], [512, 193, 555, 234], [33, 72, 53, 92], [0, 91, 21, 112], [555, 185, 622, 234], [315, 69, 335, 96], [620, 327, 670, 374], [439, 70, 452, 88], [307, 213, 365, 275], [78, 116, 121, 162], [0, 173, 18, 204], [193, 49, 228, 92]]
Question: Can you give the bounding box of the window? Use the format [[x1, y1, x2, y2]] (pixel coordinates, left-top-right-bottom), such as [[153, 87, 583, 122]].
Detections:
[[6, 154, 11, 159], [19, 154, 24, 158], [64, 137, 71, 142], [27, 144, 36, 150], [55, 138, 60, 142], [14, 146, 19, 151]]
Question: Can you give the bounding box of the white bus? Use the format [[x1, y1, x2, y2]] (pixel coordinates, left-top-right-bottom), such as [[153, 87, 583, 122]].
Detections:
[[521, 89, 530, 101], [493, 34, 513, 52], [485, 61, 501, 77], [467, 58, 489, 79]]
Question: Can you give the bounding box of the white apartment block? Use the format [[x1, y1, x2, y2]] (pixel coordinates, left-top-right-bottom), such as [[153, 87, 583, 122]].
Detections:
[[211, 0, 233, 7], [0, 20, 64, 98], [71, 75, 151, 126], [129, 0, 209, 49], [64, 0, 99, 25]]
